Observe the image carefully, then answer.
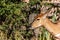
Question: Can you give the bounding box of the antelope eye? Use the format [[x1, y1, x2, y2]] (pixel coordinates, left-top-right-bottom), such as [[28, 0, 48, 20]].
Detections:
[[37, 19, 40, 20]]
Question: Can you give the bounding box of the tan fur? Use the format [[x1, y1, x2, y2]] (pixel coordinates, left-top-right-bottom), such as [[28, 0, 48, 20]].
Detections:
[[31, 10, 60, 39]]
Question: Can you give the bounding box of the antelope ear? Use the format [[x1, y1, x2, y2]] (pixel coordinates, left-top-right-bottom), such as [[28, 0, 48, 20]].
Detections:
[[42, 14, 47, 19], [34, 14, 39, 19]]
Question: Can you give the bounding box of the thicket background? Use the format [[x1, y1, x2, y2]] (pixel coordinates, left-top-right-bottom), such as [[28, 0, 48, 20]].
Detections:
[[0, 0, 59, 40]]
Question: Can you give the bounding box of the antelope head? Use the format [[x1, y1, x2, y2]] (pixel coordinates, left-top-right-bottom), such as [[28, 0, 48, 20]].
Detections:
[[31, 11, 50, 29], [31, 13, 46, 29]]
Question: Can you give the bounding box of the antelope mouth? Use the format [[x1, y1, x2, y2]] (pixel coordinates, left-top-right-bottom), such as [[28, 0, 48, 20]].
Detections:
[[30, 24, 42, 30]]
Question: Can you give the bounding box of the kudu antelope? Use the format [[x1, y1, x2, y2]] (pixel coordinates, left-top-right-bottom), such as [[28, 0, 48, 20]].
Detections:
[[31, 9, 60, 39]]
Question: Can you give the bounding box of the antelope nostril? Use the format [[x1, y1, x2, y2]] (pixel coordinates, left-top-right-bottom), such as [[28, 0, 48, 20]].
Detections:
[[29, 27, 34, 29], [28, 25, 35, 30], [27, 25, 32, 29]]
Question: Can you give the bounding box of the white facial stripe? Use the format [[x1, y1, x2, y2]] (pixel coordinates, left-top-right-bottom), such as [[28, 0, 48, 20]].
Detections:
[[55, 33, 60, 37], [36, 24, 42, 27]]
